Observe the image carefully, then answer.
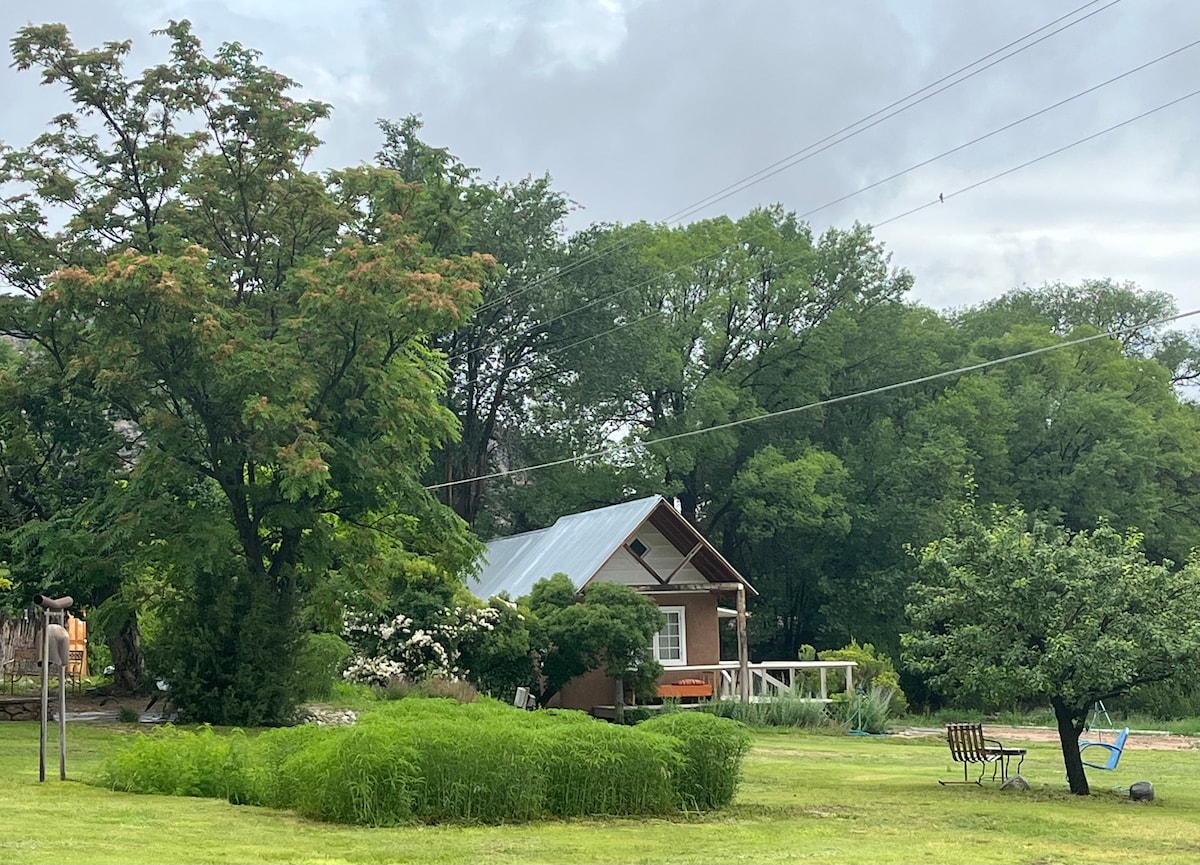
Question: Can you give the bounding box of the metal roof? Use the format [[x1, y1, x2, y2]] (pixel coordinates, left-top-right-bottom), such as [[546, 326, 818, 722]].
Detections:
[[471, 495, 664, 600]]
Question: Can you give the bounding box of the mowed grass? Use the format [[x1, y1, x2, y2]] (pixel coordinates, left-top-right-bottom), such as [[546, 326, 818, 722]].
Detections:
[[1, 721, 1199, 864]]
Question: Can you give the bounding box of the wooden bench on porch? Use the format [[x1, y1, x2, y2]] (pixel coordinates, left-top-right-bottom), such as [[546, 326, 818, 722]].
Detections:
[[940, 722, 1026, 785], [656, 678, 713, 701]]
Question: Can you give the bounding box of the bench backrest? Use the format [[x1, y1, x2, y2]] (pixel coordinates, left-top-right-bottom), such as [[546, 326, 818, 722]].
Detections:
[[945, 722, 990, 762]]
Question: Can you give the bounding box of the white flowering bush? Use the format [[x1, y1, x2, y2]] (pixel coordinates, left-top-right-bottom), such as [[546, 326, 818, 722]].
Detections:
[[342, 605, 502, 687]]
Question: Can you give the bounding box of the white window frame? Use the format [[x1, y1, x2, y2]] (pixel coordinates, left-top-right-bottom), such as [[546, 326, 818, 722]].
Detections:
[[652, 605, 687, 666]]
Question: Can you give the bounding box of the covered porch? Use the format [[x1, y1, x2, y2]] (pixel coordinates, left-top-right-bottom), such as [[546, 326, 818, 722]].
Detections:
[[657, 659, 856, 703]]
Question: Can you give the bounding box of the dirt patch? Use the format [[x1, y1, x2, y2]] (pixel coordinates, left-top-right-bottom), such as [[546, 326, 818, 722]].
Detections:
[[897, 725, 1200, 751]]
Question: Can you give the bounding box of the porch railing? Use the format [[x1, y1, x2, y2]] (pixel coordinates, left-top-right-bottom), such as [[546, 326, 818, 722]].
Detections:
[[665, 660, 856, 702]]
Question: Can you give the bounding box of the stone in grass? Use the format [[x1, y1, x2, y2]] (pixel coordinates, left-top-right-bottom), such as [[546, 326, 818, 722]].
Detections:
[[1129, 781, 1154, 802], [1000, 775, 1030, 791]]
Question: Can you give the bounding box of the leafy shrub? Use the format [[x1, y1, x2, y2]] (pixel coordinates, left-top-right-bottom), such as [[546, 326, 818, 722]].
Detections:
[[819, 639, 908, 715], [295, 632, 352, 701], [639, 712, 751, 810]]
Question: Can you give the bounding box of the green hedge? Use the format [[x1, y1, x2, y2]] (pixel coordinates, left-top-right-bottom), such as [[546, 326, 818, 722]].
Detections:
[[95, 697, 752, 825], [639, 712, 752, 810]]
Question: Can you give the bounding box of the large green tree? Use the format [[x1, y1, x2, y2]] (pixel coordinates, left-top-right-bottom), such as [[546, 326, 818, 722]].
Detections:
[[903, 504, 1200, 795], [0, 21, 490, 723], [526, 573, 664, 709]]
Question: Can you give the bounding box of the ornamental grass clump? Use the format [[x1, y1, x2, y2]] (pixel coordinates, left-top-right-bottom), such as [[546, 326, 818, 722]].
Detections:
[[284, 724, 421, 826], [95, 695, 750, 824], [99, 724, 247, 801], [236, 723, 334, 808], [535, 721, 679, 817], [399, 716, 544, 823], [639, 711, 752, 810]]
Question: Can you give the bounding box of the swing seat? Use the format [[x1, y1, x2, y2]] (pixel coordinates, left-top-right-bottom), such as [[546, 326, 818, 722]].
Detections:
[[1080, 727, 1129, 771]]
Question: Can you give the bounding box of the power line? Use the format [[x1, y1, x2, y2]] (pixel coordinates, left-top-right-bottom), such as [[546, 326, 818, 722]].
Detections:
[[875, 85, 1200, 228], [660, 0, 1123, 223], [538, 77, 1200, 362], [797, 38, 1200, 223], [427, 308, 1200, 492], [456, 5, 1152, 367], [458, 0, 1118, 332]]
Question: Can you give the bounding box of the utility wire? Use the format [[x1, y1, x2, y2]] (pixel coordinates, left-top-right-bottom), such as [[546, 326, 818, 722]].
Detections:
[[427, 308, 1200, 491], [459, 0, 1118, 329], [453, 2, 1147, 364], [531, 74, 1200, 362], [797, 38, 1200, 223]]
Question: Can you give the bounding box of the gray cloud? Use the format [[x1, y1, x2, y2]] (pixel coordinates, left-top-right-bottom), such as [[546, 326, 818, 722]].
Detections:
[[2, 0, 1198, 313]]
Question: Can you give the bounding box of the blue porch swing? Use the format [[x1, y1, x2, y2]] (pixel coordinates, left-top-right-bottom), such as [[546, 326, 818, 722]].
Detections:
[[1078, 701, 1129, 771]]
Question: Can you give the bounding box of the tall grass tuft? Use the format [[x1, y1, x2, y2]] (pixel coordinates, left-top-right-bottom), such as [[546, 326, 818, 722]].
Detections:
[[639, 712, 752, 810], [535, 722, 679, 817], [286, 724, 421, 826], [699, 694, 831, 728], [99, 725, 247, 800], [95, 695, 752, 824]]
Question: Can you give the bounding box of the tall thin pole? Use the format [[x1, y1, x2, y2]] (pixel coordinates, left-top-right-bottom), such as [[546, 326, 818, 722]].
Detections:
[[58, 652, 67, 780], [39, 610, 49, 782]]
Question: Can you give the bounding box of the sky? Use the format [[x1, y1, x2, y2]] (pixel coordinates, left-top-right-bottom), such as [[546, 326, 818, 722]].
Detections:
[[1, 0, 1198, 314]]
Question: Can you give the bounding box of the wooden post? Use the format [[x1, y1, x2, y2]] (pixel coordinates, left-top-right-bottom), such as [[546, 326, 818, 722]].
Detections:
[[845, 663, 854, 696], [58, 656, 67, 780], [39, 610, 49, 783], [736, 584, 750, 702], [819, 667, 828, 701]]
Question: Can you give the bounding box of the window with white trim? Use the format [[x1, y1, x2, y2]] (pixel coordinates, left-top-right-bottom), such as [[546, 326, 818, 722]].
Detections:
[[653, 606, 687, 666]]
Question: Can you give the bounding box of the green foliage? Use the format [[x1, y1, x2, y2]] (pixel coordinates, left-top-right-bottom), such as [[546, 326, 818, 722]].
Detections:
[[285, 725, 421, 826], [99, 725, 248, 800], [97, 695, 749, 824], [0, 23, 492, 724], [818, 639, 908, 714], [639, 712, 752, 811], [833, 684, 896, 734], [535, 721, 679, 817], [457, 595, 537, 699], [295, 632, 353, 701], [698, 695, 830, 729], [526, 574, 664, 705], [903, 504, 1200, 794]]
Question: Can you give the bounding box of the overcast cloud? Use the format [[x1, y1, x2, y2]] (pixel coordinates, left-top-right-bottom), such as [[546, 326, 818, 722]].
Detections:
[[2, 0, 1198, 313]]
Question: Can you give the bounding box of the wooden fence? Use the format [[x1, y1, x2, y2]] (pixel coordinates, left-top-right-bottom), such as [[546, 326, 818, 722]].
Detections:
[[0, 610, 88, 691]]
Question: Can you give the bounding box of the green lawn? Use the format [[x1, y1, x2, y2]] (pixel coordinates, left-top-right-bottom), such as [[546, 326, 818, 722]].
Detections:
[[1, 721, 1197, 864]]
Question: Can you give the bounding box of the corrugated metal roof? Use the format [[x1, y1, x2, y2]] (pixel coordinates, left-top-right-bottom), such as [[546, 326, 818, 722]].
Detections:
[[471, 495, 664, 600]]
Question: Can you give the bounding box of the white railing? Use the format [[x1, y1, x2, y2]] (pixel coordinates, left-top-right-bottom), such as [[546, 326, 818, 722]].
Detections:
[[666, 660, 856, 702]]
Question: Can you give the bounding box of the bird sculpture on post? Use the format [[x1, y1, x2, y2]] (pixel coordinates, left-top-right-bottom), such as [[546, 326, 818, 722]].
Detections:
[[33, 594, 73, 782]]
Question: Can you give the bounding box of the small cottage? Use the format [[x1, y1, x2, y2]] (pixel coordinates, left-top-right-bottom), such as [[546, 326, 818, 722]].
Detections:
[[473, 495, 757, 712]]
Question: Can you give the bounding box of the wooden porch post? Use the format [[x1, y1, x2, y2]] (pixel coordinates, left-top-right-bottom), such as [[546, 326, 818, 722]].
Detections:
[[736, 584, 750, 702]]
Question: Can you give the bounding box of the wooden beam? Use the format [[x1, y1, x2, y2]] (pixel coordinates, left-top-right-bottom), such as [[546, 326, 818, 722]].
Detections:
[[638, 581, 748, 593], [665, 542, 703, 583], [736, 586, 750, 702], [624, 544, 667, 584]]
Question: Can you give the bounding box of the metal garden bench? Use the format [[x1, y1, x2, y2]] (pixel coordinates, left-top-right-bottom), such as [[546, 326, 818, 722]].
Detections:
[[940, 722, 1026, 785]]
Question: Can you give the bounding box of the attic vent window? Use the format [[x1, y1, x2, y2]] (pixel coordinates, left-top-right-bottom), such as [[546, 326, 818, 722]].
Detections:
[[629, 537, 649, 558]]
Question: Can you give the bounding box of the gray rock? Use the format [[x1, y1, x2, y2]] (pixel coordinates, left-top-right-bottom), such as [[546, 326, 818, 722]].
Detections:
[[1130, 781, 1155, 802], [1000, 775, 1030, 791]]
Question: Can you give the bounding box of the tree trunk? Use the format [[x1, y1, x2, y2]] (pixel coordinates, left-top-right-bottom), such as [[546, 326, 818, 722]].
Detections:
[[107, 617, 144, 694], [1053, 695, 1090, 795]]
